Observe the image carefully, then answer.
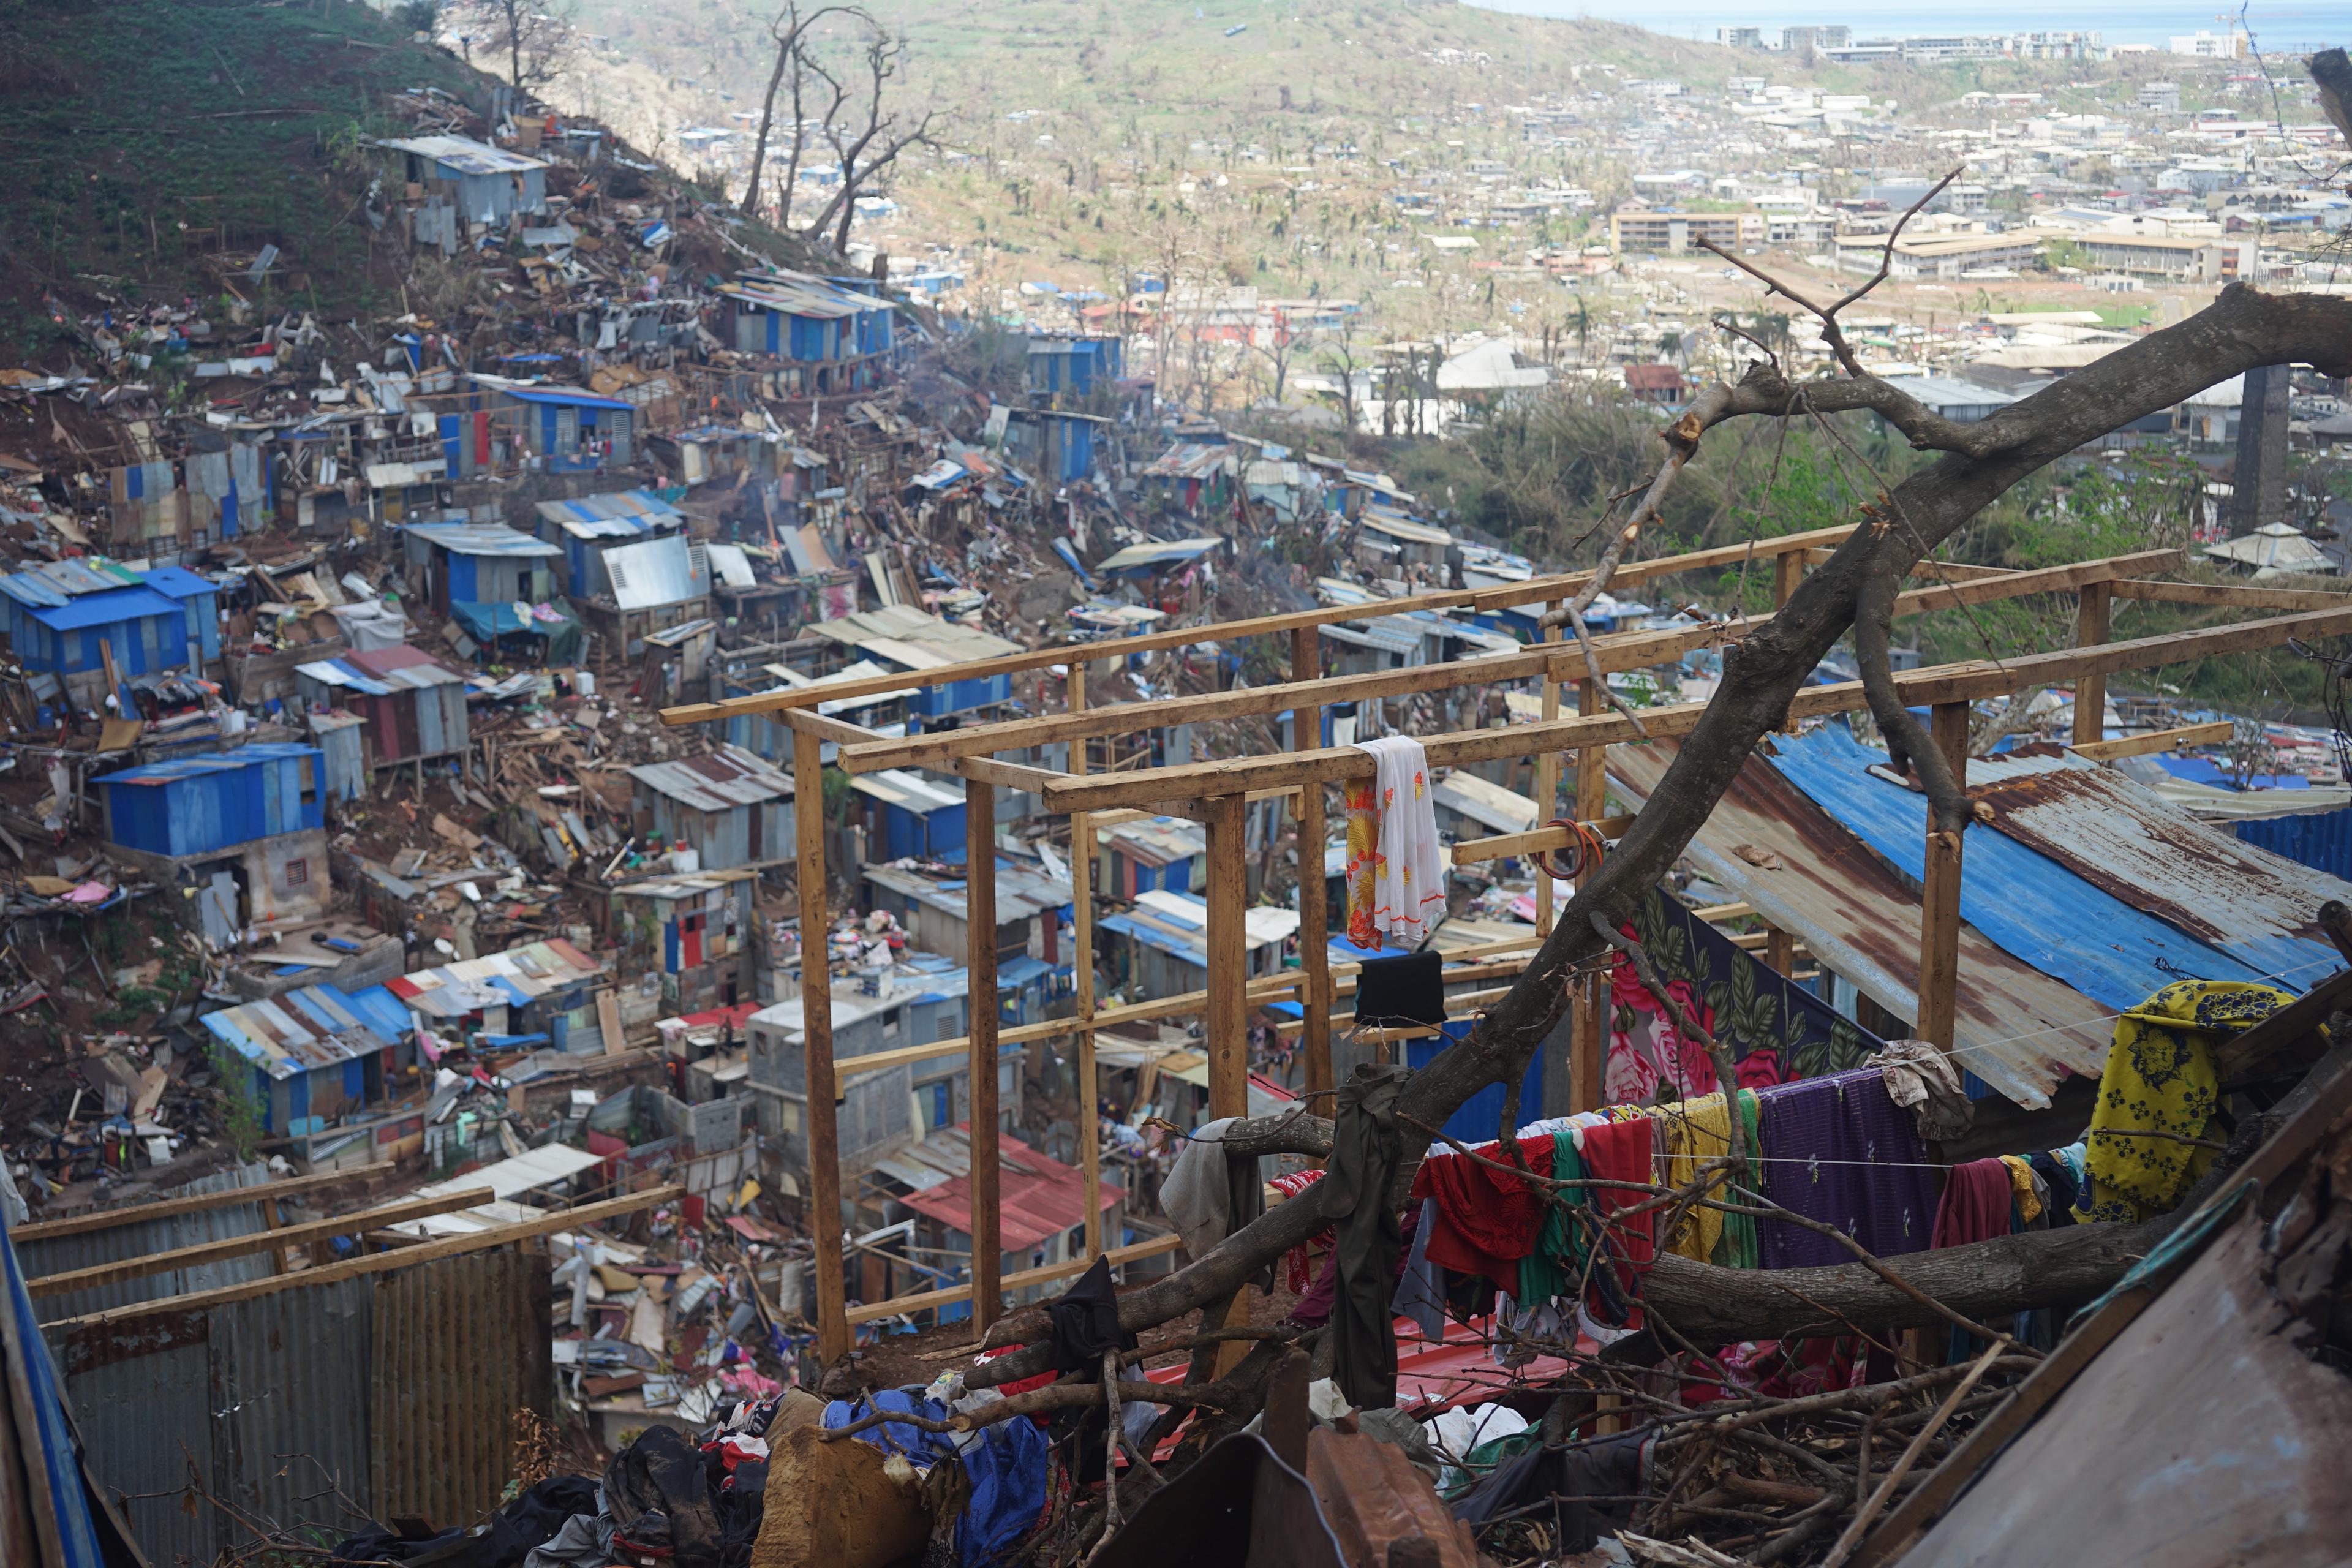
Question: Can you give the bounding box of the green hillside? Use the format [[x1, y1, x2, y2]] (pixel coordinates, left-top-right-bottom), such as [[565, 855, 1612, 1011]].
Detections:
[[0, 0, 486, 360]]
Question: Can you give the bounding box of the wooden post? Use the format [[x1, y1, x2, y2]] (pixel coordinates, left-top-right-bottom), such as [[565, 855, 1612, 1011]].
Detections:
[[1765, 925, 1795, 978], [1069, 663, 1101, 1258], [1289, 627, 1332, 1112], [793, 721, 851, 1365], [1774, 550, 1804, 609], [1916, 701, 1971, 1052], [2073, 580, 2111, 745], [1204, 791, 1254, 1372], [1572, 678, 1608, 1111], [966, 778, 1003, 1333], [259, 1194, 288, 1275], [1535, 605, 1561, 938]]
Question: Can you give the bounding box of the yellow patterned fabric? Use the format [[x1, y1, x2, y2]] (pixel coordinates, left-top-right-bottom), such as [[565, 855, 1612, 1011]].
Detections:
[[1657, 1090, 1760, 1267], [1999, 1155, 2042, 1225], [1343, 775, 1379, 948], [2075, 980, 2293, 1224]]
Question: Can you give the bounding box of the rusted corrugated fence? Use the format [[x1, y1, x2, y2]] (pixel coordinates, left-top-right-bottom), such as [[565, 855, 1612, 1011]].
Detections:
[[47, 1252, 551, 1568]]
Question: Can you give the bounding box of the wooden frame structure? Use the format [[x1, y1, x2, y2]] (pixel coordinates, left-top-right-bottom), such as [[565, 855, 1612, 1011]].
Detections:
[[666, 533, 2352, 1362]]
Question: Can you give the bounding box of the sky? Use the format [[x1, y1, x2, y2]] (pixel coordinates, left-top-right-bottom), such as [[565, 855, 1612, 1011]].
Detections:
[[1465, 0, 2342, 53]]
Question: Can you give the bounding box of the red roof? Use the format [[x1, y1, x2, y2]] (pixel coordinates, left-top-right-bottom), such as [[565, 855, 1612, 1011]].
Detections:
[[1623, 364, 1686, 391], [896, 1126, 1125, 1250]]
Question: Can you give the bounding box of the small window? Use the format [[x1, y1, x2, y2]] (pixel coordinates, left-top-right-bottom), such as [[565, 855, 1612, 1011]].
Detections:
[[285, 859, 308, 886], [882, 1011, 900, 1038], [297, 755, 318, 807]]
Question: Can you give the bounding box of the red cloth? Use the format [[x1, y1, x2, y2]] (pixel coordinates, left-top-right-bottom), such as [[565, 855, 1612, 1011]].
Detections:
[[1578, 1118, 1658, 1329], [1932, 1159, 2015, 1250], [1409, 1134, 1555, 1286]]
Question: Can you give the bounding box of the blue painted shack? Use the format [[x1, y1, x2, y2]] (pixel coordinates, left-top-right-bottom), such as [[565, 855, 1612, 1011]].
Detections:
[[1097, 816, 1206, 899], [1002, 407, 1109, 484], [0, 560, 205, 709], [139, 566, 224, 668], [94, 744, 330, 938], [848, 768, 967, 859], [533, 489, 686, 597], [716, 271, 899, 394], [379, 135, 548, 224], [400, 521, 562, 622], [199, 982, 415, 1139], [1025, 335, 1125, 398], [481, 382, 636, 473]]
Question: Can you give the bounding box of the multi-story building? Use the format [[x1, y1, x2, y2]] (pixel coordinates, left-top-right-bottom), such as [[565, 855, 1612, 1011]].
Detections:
[[1609, 207, 1765, 255]]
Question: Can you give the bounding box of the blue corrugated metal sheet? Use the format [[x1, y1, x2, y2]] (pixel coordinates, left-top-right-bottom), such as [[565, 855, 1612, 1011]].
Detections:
[[1, 1210, 108, 1568], [95, 744, 324, 857], [2236, 807, 2352, 883], [23, 584, 183, 630], [496, 383, 634, 410], [1768, 726, 2275, 1009]]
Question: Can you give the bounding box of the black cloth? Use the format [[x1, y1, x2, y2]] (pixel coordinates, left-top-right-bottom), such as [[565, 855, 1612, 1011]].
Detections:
[[1325, 1062, 1407, 1409], [1046, 1255, 1140, 1374], [1354, 953, 1445, 1030], [2029, 1150, 2081, 1224], [331, 1477, 601, 1568], [1449, 1433, 1653, 1552], [605, 1427, 724, 1568]]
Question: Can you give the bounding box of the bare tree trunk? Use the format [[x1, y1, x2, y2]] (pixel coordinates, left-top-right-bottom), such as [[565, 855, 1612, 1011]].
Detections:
[[739, 7, 797, 216]]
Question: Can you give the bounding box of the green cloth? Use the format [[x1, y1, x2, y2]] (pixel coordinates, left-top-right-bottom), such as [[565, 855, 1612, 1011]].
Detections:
[[1711, 1090, 1763, 1270], [1517, 1130, 1589, 1306]]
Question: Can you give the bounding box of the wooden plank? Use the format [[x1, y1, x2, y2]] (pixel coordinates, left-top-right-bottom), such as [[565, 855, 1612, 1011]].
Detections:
[[1204, 790, 1254, 1376], [2068, 720, 2235, 763], [661, 526, 1860, 728], [1291, 625, 1333, 1118], [966, 778, 1002, 1335], [2109, 579, 2352, 612], [1070, 662, 1101, 1260], [788, 709, 884, 747], [2214, 966, 2352, 1082], [9, 1169, 361, 1243], [950, 755, 1068, 794], [793, 720, 851, 1366], [1916, 701, 1972, 1052], [843, 1233, 1185, 1325], [26, 1187, 495, 1299], [48, 1185, 683, 1330], [1536, 604, 1562, 938], [1774, 549, 1804, 608], [597, 988, 627, 1055], [1574, 677, 1608, 1112], [1450, 814, 1640, 867], [1035, 606, 2352, 815], [1891, 549, 2181, 616], [1765, 926, 1796, 976], [1089, 785, 1300, 830], [2075, 579, 2111, 746]]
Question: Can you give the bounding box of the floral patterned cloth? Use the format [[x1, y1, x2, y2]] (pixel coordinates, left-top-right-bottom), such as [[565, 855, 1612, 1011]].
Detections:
[[2075, 979, 2293, 1223], [1344, 735, 1447, 946], [1607, 886, 1881, 1104]]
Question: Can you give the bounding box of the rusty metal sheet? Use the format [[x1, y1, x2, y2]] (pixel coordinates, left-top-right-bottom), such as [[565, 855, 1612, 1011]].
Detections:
[[55, 1311, 217, 1566], [1610, 737, 2111, 1108], [1969, 763, 2352, 982], [370, 1251, 552, 1528], [211, 1278, 375, 1534], [21, 1163, 277, 1324], [1898, 1210, 2352, 1568]]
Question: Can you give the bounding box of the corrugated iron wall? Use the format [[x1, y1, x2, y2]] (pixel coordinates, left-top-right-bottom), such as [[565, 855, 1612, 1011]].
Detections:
[[2235, 807, 2352, 884], [19, 1163, 276, 1324], [51, 1250, 551, 1566]]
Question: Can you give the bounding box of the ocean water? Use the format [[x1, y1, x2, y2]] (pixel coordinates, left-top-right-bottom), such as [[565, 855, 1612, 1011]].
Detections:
[[1466, 0, 2341, 53]]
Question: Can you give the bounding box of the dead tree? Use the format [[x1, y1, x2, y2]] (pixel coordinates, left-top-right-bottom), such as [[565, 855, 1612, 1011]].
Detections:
[[739, 2, 862, 219], [956, 184, 2352, 1388], [478, 0, 573, 89], [797, 26, 939, 255]]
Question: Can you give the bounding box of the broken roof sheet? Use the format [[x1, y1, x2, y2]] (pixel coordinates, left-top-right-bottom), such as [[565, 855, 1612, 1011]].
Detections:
[[889, 1126, 1121, 1250], [704, 542, 758, 589], [535, 489, 682, 537], [1096, 537, 1226, 574], [295, 644, 464, 695], [0, 558, 144, 608], [628, 744, 794, 810], [849, 768, 965, 814], [803, 603, 1023, 665], [384, 938, 605, 1017], [1139, 443, 1235, 480], [1099, 815, 1208, 867], [378, 134, 547, 174], [601, 534, 710, 611], [1608, 735, 2113, 1109], [200, 983, 401, 1082], [1431, 771, 1539, 835], [862, 858, 1072, 924]]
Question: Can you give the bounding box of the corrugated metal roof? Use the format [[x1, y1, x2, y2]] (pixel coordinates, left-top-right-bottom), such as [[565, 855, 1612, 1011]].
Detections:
[[1768, 726, 2290, 1004], [402, 522, 562, 558], [862, 859, 1072, 924], [1359, 509, 1455, 547], [704, 541, 758, 589], [1967, 757, 2351, 979], [24, 584, 183, 630], [1139, 442, 1235, 480], [18, 1163, 277, 1325], [535, 489, 681, 534], [1608, 735, 2114, 1109], [94, 742, 320, 788], [202, 983, 396, 1081], [628, 743, 794, 810], [1319, 615, 1425, 657], [385, 938, 604, 1017], [0, 558, 145, 607], [140, 565, 219, 600], [602, 534, 710, 610], [1096, 537, 1226, 573], [850, 767, 965, 813], [379, 134, 547, 173], [889, 1126, 1121, 1249], [295, 644, 464, 695], [494, 383, 635, 412], [804, 603, 1023, 665], [1101, 815, 1208, 867], [1431, 771, 1539, 834]]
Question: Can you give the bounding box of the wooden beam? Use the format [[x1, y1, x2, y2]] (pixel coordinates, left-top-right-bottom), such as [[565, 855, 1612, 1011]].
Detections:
[[1291, 625, 1333, 1118], [1765, 927, 1796, 975], [1774, 549, 1804, 608], [1089, 786, 1300, 830], [1891, 549, 2182, 616], [2109, 579, 2352, 612], [1917, 701, 1971, 1053], [843, 1233, 1185, 1325], [2074, 579, 2112, 746], [967, 778, 1002, 1336], [1204, 790, 1254, 1376], [1450, 814, 1640, 867], [950, 755, 1068, 794], [660, 526, 1862, 728], [1036, 606, 2352, 815], [2068, 720, 2236, 764], [2215, 967, 2352, 1082], [1536, 604, 1562, 937], [1574, 677, 1608, 1113], [1070, 664, 1101, 1261], [48, 1185, 683, 1330], [788, 709, 884, 747], [27, 1187, 496, 1299], [793, 720, 851, 1366], [7, 1169, 362, 1243]]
